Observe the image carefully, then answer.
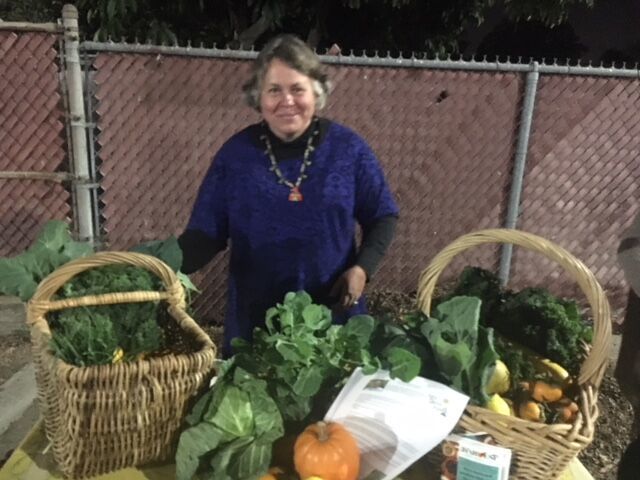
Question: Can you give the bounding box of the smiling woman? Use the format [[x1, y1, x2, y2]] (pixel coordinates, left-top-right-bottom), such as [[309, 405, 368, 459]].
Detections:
[[177, 34, 399, 355], [259, 59, 317, 141]]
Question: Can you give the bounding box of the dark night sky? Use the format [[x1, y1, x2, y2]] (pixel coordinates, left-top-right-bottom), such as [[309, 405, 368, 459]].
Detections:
[[464, 0, 640, 63], [571, 0, 640, 60]]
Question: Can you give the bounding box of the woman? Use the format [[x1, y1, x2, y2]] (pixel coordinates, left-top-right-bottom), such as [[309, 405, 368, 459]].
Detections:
[[616, 210, 640, 479], [179, 34, 399, 354]]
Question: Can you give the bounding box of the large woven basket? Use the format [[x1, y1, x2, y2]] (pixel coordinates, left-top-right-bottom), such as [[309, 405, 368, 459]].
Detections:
[[26, 251, 217, 479], [416, 229, 612, 480]]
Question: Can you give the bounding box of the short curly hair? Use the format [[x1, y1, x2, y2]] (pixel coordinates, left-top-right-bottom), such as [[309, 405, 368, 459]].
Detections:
[[242, 34, 331, 111]]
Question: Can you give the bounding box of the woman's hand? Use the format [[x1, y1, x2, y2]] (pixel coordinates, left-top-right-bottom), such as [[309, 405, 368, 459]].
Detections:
[[329, 265, 367, 310]]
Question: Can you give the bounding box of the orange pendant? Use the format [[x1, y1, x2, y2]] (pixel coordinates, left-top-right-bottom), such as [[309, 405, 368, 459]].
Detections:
[[288, 186, 303, 202]]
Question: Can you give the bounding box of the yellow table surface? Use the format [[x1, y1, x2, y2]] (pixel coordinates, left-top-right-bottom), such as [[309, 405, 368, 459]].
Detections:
[[0, 420, 175, 480], [0, 420, 594, 480]]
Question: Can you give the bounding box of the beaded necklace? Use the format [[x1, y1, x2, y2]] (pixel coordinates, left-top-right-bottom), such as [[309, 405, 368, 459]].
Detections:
[[260, 118, 320, 202]]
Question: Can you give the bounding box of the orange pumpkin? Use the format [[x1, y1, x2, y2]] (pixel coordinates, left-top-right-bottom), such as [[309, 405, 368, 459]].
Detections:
[[293, 421, 360, 480]]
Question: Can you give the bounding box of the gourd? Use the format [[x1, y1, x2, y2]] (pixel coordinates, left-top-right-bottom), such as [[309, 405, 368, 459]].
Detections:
[[518, 400, 543, 422], [485, 360, 510, 395], [485, 393, 511, 416], [293, 421, 360, 480], [259, 467, 283, 480]]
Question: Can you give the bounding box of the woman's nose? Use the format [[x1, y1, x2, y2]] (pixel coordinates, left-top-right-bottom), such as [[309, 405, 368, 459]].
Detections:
[[282, 92, 294, 104]]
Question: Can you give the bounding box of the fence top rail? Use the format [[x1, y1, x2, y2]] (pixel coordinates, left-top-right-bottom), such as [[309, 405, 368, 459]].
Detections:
[[0, 21, 61, 33], [82, 40, 640, 78]]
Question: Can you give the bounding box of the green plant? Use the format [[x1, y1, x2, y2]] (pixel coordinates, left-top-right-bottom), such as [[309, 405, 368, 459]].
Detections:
[[176, 367, 284, 480], [0, 220, 93, 301], [49, 264, 166, 365], [0, 221, 201, 366], [231, 291, 421, 424], [447, 266, 593, 376], [410, 296, 499, 406], [176, 291, 422, 480], [493, 287, 592, 374], [49, 309, 120, 366]]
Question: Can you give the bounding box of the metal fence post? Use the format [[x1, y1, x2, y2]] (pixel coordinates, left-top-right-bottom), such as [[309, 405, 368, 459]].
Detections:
[[498, 61, 540, 285], [62, 4, 95, 245]]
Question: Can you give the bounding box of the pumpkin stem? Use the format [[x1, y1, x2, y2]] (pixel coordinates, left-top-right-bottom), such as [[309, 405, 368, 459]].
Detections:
[[316, 421, 330, 442]]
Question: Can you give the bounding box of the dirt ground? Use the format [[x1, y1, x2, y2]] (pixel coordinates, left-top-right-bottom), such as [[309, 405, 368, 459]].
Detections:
[[0, 331, 31, 385], [0, 291, 634, 479]]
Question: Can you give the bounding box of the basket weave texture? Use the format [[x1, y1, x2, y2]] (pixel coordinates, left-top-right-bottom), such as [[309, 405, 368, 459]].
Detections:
[[26, 251, 217, 479], [417, 229, 612, 480]]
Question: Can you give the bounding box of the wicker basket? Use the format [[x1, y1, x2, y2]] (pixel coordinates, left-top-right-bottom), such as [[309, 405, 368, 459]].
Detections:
[[416, 229, 612, 480], [26, 251, 217, 479]]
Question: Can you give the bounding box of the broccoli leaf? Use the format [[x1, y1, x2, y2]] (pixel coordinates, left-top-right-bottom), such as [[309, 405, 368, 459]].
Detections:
[[0, 259, 38, 300], [175, 422, 224, 480], [129, 236, 183, 272], [418, 296, 498, 405], [0, 220, 93, 301]]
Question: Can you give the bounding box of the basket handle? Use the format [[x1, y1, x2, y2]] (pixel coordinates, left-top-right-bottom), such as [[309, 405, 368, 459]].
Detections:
[[416, 228, 612, 389], [27, 251, 189, 336]]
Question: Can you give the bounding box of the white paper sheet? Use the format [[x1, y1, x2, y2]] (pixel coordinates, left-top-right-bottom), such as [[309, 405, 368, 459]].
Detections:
[[324, 368, 470, 480]]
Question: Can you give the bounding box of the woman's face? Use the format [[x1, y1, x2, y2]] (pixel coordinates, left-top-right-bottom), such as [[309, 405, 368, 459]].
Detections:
[[259, 58, 317, 141]]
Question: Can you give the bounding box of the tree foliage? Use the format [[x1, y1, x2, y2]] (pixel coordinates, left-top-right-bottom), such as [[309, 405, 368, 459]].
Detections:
[[0, 0, 63, 23], [1, 0, 595, 55]]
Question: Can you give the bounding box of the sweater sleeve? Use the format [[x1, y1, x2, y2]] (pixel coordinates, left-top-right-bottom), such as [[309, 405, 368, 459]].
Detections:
[[355, 214, 398, 279], [178, 229, 227, 274], [354, 139, 399, 225]]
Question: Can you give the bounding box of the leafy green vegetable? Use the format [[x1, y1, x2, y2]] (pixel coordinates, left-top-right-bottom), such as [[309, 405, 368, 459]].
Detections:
[[49, 309, 119, 366], [232, 291, 421, 425], [211, 386, 254, 436], [441, 266, 504, 320], [447, 266, 593, 376], [494, 336, 537, 385], [132, 236, 200, 304], [0, 220, 93, 301], [175, 422, 224, 480], [493, 287, 592, 374], [49, 263, 165, 365], [130, 237, 183, 272], [178, 291, 422, 480], [401, 296, 499, 405], [175, 369, 283, 480]]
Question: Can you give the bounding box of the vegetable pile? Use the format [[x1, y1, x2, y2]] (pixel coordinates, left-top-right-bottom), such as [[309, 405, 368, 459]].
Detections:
[[48, 264, 166, 365], [175, 290, 515, 478], [176, 291, 422, 480], [2, 224, 596, 475], [439, 266, 593, 424], [0, 221, 197, 366], [177, 263, 594, 479]]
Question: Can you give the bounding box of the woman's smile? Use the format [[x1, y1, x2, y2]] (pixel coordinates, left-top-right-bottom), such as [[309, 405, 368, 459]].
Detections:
[[260, 58, 317, 141]]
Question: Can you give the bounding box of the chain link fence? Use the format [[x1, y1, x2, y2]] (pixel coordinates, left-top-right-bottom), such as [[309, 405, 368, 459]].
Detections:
[[1, 12, 638, 325], [0, 26, 71, 257], [86, 49, 527, 322], [514, 75, 640, 311]]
